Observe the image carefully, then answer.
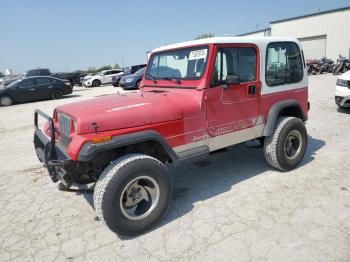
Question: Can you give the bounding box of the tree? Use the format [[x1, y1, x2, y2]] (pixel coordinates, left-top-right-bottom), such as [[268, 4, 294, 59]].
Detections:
[[195, 33, 215, 40]]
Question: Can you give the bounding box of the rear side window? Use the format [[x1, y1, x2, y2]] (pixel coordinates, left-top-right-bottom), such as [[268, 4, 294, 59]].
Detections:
[[266, 42, 303, 87], [18, 79, 35, 88], [36, 78, 52, 85], [40, 69, 50, 75], [27, 70, 39, 76]]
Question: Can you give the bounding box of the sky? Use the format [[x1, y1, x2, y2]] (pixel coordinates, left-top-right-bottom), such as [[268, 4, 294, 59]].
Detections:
[[1, 0, 350, 73]]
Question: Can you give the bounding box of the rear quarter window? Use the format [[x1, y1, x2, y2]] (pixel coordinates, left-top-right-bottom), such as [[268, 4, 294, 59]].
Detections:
[[265, 42, 303, 87]]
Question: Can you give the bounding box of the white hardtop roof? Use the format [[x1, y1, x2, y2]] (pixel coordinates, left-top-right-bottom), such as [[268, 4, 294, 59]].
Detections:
[[151, 36, 299, 53]]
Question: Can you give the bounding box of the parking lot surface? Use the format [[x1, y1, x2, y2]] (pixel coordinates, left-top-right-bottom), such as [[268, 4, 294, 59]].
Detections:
[[0, 75, 350, 262]]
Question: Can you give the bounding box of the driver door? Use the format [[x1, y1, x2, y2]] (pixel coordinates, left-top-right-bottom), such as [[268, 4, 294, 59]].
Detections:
[[205, 44, 262, 138]]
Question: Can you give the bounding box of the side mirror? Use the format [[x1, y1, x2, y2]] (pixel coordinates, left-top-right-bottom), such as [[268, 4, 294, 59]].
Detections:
[[226, 74, 240, 85]]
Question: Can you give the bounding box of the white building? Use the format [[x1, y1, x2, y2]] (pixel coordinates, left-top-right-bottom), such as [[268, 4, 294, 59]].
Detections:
[[238, 6, 350, 61]]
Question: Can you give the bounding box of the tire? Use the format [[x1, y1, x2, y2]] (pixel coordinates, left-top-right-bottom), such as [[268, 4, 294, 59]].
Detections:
[[51, 90, 63, 100], [92, 80, 101, 87], [93, 154, 173, 236], [114, 79, 120, 87], [0, 95, 14, 106], [264, 117, 307, 171]]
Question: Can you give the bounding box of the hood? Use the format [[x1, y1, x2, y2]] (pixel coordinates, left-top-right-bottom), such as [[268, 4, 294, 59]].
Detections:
[[339, 70, 350, 80], [83, 75, 94, 81], [55, 90, 188, 134], [121, 73, 138, 82]]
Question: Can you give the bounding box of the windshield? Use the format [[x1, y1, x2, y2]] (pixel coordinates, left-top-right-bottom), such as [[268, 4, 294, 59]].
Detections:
[[6, 79, 20, 88], [146, 45, 209, 81]]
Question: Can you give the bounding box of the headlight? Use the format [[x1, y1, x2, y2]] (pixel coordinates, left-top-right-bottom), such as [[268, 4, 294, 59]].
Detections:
[[125, 78, 133, 83], [337, 79, 349, 87]]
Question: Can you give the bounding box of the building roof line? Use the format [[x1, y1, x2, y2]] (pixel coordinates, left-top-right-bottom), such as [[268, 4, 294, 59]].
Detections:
[[270, 6, 350, 24], [237, 28, 271, 36]]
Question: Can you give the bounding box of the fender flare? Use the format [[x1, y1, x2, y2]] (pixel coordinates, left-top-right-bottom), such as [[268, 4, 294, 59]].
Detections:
[[77, 130, 178, 162], [263, 99, 306, 137]]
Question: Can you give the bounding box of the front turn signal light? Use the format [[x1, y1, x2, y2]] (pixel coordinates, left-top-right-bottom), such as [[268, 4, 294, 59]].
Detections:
[[92, 136, 112, 144]]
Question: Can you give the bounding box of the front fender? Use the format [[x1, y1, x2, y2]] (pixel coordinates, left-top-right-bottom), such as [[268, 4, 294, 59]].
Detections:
[[77, 130, 178, 162]]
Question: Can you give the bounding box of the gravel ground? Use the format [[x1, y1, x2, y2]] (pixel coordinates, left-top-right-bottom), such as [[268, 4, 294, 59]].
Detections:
[[0, 75, 350, 262]]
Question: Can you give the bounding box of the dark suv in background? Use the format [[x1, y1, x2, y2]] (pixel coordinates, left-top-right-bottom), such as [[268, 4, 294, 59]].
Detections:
[[112, 64, 146, 87]]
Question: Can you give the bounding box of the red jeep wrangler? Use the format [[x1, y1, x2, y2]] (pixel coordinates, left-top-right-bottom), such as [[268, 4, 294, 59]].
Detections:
[[34, 37, 309, 236]]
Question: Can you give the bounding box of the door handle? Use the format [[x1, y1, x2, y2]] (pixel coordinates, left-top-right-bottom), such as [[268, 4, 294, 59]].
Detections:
[[248, 85, 257, 95], [29, 88, 36, 91]]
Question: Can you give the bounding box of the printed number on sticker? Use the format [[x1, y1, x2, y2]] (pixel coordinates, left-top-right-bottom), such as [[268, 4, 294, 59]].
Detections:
[[189, 49, 207, 60]]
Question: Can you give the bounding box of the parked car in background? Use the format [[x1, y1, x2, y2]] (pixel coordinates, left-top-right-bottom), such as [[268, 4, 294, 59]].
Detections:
[[0, 76, 72, 106], [119, 67, 145, 89], [3, 68, 83, 87], [335, 70, 350, 108], [25, 68, 51, 77], [112, 64, 146, 87], [25, 68, 83, 87], [83, 69, 123, 87]]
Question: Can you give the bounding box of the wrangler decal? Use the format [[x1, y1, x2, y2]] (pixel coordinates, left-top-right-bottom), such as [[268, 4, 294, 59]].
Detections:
[[208, 115, 265, 136]]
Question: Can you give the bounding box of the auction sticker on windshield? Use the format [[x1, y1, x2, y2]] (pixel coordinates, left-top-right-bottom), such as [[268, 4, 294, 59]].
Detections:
[[189, 49, 208, 60]]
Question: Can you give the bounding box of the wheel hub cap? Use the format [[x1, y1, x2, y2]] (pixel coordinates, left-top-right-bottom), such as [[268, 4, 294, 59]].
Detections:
[[284, 130, 302, 160], [1, 97, 11, 106], [120, 176, 160, 220]]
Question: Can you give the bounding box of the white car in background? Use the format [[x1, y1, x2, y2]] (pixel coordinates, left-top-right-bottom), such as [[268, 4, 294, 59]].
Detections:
[[83, 69, 123, 87], [335, 70, 350, 108]]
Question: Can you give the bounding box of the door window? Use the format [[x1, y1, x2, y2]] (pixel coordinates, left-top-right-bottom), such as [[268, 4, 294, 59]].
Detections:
[[211, 47, 257, 87], [266, 42, 303, 86], [36, 78, 52, 85], [18, 79, 35, 89]]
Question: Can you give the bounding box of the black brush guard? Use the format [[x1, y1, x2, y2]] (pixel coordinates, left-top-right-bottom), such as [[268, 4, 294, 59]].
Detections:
[[34, 109, 73, 187]]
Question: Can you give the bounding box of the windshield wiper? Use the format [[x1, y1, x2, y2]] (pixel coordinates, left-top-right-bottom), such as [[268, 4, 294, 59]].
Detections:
[[162, 77, 181, 84]]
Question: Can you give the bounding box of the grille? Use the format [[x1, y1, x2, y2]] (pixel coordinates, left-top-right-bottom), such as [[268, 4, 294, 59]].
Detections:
[[336, 79, 350, 88], [58, 112, 72, 145]]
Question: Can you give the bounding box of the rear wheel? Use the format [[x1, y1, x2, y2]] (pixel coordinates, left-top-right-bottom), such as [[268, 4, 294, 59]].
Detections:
[[94, 154, 173, 236], [92, 80, 101, 87], [0, 95, 13, 106], [51, 90, 63, 100], [264, 117, 307, 171]]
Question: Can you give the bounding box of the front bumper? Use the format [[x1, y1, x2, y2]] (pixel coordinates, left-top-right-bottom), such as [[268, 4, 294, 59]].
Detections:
[[34, 110, 74, 187], [83, 81, 92, 87]]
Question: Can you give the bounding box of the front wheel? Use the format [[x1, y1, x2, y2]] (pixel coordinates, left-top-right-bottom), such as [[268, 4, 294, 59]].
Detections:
[[92, 80, 101, 87], [264, 117, 307, 171], [93, 154, 173, 236], [0, 95, 14, 106]]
